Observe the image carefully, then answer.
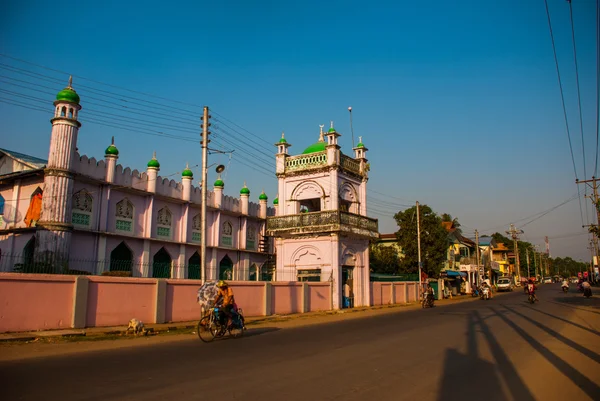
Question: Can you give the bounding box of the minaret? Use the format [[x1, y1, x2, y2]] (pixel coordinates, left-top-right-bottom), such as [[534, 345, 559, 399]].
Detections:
[[181, 163, 193, 201], [353, 136, 369, 216], [275, 132, 291, 175], [273, 196, 279, 216], [240, 182, 250, 215], [325, 121, 341, 166], [213, 175, 224, 208], [104, 137, 119, 184], [258, 190, 268, 219], [146, 152, 160, 193], [35, 77, 82, 266]]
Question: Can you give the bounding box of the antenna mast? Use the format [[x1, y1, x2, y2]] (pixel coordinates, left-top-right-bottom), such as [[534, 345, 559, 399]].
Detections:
[[348, 106, 355, 148]]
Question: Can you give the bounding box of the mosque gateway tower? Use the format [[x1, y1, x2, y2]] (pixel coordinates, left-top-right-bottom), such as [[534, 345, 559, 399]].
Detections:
[[266, 124, 378, 309]]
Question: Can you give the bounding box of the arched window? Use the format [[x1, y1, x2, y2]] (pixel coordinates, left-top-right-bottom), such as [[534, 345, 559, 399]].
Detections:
[[188, 252, 201, 279], [68, 108, 74, 119], [219, 255, 233, 280], [191, 213, 201, 243], [156, 207, 172, 239], [61, 106, 66, 117], [115, 198, 134, 233], [110, 242, 133, 273], [246, 225, 256, 250], [152, 247, 171, 278], [72, 189, 92, 228], [221, 221, 233, 247], [249, 263, 258, 281]]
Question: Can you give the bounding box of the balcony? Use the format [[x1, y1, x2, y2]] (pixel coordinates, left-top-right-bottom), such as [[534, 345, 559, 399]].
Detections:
[[266, 210, 379, 239]]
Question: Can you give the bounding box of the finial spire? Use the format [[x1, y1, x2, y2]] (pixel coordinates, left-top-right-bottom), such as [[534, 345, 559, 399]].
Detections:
[[281, 131, 285, 139], [68, 75, 73, 88], [319, 124, 324, 135], [319, 124, 325, 142], [358, 136, 362, 143], [152, 151, 157, 159], [330, 120, 334, 129], [111, 136, 115, 145], [186, 162, 189, 169]]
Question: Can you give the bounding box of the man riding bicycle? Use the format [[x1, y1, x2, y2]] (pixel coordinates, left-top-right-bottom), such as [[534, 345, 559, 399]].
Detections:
[[213, 280, 235, 328]]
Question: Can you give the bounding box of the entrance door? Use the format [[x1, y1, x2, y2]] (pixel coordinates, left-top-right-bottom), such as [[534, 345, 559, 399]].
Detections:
[[342, 266, 354, 309]]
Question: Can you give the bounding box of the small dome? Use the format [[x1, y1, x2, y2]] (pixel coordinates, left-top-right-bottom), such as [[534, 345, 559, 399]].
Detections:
[[328, 127, 336, 133], [182, 166, 193, 178], [56, 76, 80, 105], [302, 141, 326, 154], [357, 142, 364, 148], [279, 137, 288, 143], [105, 144, 119, 156], [273, 197, 279, 205], [240, 184, 250, 195], [214, 178, 224, 188], [259, 191, 268, 201], [147, 152, 160, 168]]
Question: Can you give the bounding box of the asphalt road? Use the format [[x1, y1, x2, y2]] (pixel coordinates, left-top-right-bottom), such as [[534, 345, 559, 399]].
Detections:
[[1, 284, 599, 401]]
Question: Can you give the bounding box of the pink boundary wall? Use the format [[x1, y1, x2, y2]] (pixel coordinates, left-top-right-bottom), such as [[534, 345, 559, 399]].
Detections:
[[0, 274, 422, 333]]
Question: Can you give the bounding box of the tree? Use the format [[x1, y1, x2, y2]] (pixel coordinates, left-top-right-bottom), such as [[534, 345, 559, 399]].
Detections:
[[394, 204, 447, 277], [441, 213, 462, 235], [369, 242, 401, 274]]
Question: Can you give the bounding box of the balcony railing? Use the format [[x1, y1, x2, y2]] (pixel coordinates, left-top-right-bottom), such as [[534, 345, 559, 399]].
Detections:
[[267, 210, 379, 238], [340, 154, 361, 175], [285, 152, 327, 172]]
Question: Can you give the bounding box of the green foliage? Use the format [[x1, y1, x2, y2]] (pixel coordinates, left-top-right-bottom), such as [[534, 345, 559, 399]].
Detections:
[[549, 256, 588, 277], [369, 242, 401, 274], [394, 204, 447, 277], [492, 232, 512, 250], [441, 213, 462, 235]]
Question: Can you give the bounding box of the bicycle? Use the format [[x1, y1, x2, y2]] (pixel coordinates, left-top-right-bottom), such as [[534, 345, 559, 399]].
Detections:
[[197, 305, 246, 343]]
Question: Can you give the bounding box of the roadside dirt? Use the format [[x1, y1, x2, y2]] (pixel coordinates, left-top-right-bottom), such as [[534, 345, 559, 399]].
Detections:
[[0, 295, 483, 362]]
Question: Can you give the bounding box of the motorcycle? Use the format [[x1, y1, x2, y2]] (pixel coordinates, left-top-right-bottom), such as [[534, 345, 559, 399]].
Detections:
[[422, 292, 435, 308], [197, 304, 246, 343], [528, 293, 536, 304], [584, 287, 592, 298], [562, 285, 568, 293], [480, 287, 490, 300]]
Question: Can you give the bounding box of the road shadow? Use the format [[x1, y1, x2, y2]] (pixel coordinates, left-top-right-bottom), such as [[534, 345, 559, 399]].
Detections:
[[490, 306, 600, 399], [436, 311, 533, 401], [502, 305, 600, 364], [512, 303, 600, 337], [549, 296, 600, 313], [217, 327, 280, 341]]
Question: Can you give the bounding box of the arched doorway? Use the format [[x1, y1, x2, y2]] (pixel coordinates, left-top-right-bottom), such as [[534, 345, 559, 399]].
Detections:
[[249, 263, 258, 281], [19, 236, 36, 272], [219, 255, 233, 280], [153, 247, 171, 279], [110, 242, 133, 273], [188, 252, 201, 280]]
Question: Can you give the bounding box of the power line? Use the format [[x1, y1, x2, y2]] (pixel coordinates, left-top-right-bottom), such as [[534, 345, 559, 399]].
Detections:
[[544, 0, 585, 229], [596, 0, 600, 176]]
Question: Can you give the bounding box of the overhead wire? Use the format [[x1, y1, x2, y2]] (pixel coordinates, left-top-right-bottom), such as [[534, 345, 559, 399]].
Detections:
[[596, 0, 600, 177], [543, 0, 586, 229]]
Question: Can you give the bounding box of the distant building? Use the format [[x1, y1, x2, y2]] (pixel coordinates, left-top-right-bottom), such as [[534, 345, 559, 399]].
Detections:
[[0, 78, 274, 280]]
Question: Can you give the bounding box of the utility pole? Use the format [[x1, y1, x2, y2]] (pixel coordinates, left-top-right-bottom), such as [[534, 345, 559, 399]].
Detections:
[[533, 245, 538, 279], [200, 106, 211, 283], [526, 248, 531, 279], [475, 229, 482, 284], [577, 176, 600, 283], [506, 224, 524, 284], [416, 201, 422, 290]]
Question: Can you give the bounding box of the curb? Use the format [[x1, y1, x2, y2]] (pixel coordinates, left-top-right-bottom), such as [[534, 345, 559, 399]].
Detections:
[[0, 294, 496, 343]]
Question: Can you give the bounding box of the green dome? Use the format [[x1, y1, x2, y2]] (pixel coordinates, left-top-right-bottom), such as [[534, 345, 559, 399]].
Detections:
[[182, 167, 193, 178], [147, 158, 160, 168], [279, 137, 288, 143], [56, 88, 80, 105], [259, 191, 268, 201], [214, 178, 224, 188], [273, 197, 279, 205], [240, 185, 250, 195], [357, 142, 364, 148], [328, 127, 336, 133], [302, 141, 326, 154], [105, 144, 119, 156]]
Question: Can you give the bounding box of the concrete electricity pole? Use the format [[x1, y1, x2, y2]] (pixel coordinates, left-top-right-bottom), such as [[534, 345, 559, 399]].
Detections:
[[533, 245, 539, 279], [416, 201, 422, 290], [506, 224, 524, 283], [200, 106, 211, 283], [526, 248, 531, 279], [577, 176, 600, 283], [475, 229, 482, 282]]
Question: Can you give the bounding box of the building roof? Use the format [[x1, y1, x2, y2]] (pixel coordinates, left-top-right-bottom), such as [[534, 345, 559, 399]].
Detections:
[[0, 148, 47, 170], [495, 242, 509, 251], [379, 233, 397, 240], [478, 237, 493, 246]]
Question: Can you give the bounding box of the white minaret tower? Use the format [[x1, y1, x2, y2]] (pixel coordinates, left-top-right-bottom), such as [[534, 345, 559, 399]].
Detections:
[[181, 163, 193, 201], [146, 152, 160, 193], [240, 182, 250, 215], [35, 77, 82, 266], [104, 136, 119, 184]]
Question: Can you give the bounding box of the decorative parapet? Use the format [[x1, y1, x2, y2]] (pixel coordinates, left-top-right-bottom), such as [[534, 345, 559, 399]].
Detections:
[[285, 152, 327, 172], [266, 210, 378, 238], [340, 154, 360, 175]]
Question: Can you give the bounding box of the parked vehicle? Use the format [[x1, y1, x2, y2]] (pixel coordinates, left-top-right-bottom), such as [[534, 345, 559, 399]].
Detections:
[[197, 305, 245, 342], [497, 278, 514, 292]]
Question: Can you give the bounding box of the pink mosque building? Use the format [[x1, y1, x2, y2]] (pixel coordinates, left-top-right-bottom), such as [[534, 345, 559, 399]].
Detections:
[[0, 79, 275, 280], [0, 78, 379, 310]]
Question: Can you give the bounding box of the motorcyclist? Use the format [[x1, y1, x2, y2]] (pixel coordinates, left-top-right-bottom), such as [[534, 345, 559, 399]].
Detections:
[[482, 278, 493, 299], [581, 280, 592, 296], [561, 278, 569, 290], [425, 283, 435, 306], [526, 279, 538, 302], [213, 280, 235, 328]]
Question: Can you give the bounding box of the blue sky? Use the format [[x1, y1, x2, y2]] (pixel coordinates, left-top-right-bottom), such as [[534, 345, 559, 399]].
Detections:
[[1, 0, 598, 261]]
